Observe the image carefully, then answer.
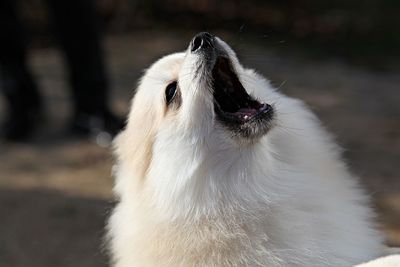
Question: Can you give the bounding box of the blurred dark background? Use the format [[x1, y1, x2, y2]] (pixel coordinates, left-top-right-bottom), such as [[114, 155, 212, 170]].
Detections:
[[14, 0, 400, 66], [0, 1, 399, 266]]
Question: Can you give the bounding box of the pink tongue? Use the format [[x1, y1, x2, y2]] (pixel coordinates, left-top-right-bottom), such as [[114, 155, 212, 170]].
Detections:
[[234, 107, 258, 119]]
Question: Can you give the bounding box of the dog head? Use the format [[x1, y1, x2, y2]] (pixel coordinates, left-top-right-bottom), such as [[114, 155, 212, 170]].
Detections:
[[114, 33, 279, 205]]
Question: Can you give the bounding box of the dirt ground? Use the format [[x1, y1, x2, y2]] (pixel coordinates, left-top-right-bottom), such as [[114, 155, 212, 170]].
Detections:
[[0, 32, 399, 267]]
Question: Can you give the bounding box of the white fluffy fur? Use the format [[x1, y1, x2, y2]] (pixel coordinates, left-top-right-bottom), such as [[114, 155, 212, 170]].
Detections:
[[354, 255, 400, 267], [107, 37, 383, 267]]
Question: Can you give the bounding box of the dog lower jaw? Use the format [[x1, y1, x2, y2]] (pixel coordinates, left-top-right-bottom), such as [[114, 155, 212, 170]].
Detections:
[[214, 103, 275, 140]]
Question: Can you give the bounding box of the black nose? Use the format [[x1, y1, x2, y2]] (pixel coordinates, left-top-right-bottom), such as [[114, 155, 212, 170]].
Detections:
[[190, 32, 214, 52]]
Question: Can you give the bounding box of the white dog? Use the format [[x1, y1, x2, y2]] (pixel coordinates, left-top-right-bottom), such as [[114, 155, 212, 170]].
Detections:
[[107, 32, 384, 266]]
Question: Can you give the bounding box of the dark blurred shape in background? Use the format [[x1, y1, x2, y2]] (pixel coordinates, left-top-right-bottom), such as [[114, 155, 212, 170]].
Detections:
[[16, 0, 400, 65], [0, 1, 399, 267], [0, 0, 123, 142]]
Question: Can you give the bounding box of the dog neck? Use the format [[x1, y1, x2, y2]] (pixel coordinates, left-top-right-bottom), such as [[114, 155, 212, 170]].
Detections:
[[140, 136, 280, 221]]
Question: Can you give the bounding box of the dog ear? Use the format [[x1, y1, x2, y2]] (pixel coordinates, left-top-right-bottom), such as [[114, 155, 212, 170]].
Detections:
[[114, 91, 162, 185]]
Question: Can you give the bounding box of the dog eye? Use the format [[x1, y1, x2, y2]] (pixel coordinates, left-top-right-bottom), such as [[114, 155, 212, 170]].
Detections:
[[165, 81, 177, 104]]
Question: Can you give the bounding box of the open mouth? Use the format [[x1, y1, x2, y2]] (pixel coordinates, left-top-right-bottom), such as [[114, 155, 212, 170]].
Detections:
[[212, 56, 273, 128]]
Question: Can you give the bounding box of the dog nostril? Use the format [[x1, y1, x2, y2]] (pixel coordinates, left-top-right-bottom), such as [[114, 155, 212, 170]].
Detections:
[[191, 36, 203, 52], [190, 32, 214, 52]]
